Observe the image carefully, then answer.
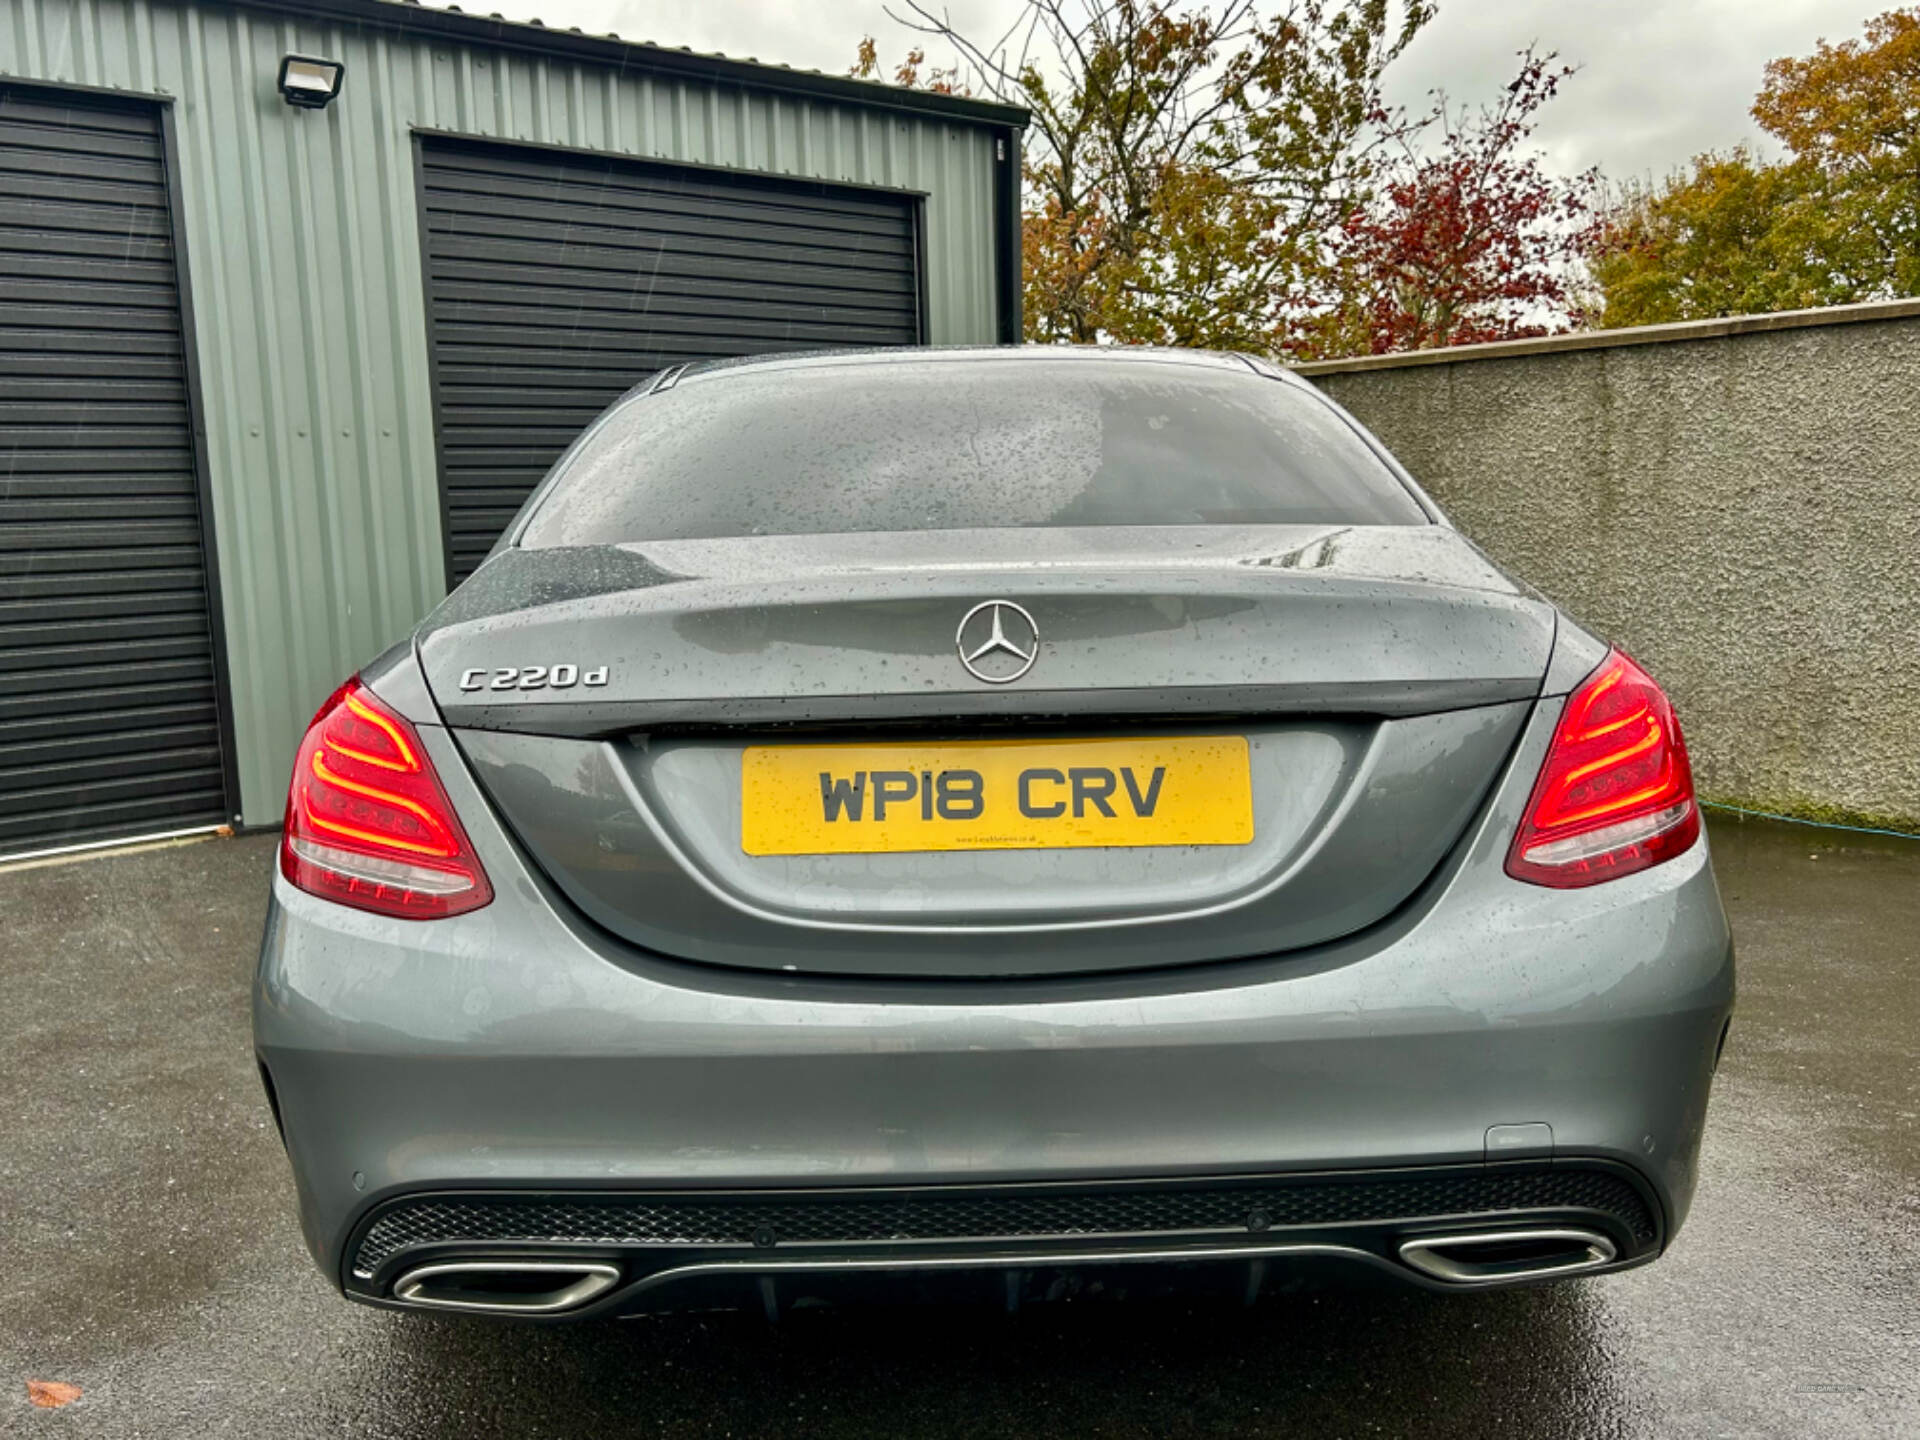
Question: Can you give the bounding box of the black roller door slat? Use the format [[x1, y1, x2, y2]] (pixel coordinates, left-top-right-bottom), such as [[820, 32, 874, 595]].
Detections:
[[425, 195, 914, 248], [0, 508, 202, 537], [0, 357, 184, 382], [424, 213, 911, 270], [0, 328, 184, 355], [429, 280, 916, 326], [0, 635, 214, 678], [0, 233, 175, 267], [424, 198, 911, 252], [441, 446, 598, 472], [0, 593, 210, 629], [0, 93, 158, 133], [0, 606, 213, 644], [434, 372, 657, 397], [421, 138, 922, 584], [0, 675, 216, 721], [418, 156, 920, 220], [419, 142, 915, 200], [0, 729, 214, 772], [0, 736, 224, 793], [435, 385, 632, 410], [439, 407, 620, 431], [429, 269, 919, 313], [0, 606, 212, 642], [0, 304, 181, 334], [449, 514, 522, 547], [0, 769, 226, 826], [0, 174, 169, 212], [0, 87, 226, 854], [430, 303, 921, 337], [0, 374, 190, 397], [430, 227, 915, 277], [0, 452, 194, 479], [1, 277, 184, 308], [0, 548, 206, 582], [432, 312, 912, 350], [0, 253, 179, 285], [442, 436, 599, 460], [430, 311, 915, 349], [428, 252, 919, 297], [0, 574, 207, 608], [0, 115, 162, 157], [0, 429, 198, 455], [0, 749, 223, 794], [431, 352, 732, 379], [0, 695, 217, 744], [431, 337, 865, 369], [0, 788, 227, 849], [0, 199, 170, 239], [423, 155, 914, 226], [0, 472, 198, 498], [0, 146, 170, 188]]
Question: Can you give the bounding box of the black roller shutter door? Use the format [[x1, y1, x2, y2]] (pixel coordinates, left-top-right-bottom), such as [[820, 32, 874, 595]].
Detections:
[[0, 88, 228, 858], [418, 139, 924, 584]]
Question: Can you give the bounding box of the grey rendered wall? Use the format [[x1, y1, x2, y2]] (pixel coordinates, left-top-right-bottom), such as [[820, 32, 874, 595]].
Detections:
[[1305, 308, 1920, 830], [2, 0, 1004, 824]]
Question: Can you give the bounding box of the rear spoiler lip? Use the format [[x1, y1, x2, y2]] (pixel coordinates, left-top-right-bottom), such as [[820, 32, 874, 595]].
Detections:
[[433, 675, 1545, 739]]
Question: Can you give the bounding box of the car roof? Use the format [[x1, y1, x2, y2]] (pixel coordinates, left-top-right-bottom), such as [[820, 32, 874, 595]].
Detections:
[[674, 345, 1284, 387]]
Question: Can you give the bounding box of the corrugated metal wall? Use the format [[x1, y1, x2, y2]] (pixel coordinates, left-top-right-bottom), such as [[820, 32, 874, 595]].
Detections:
[[0, 0, 1004, 824]]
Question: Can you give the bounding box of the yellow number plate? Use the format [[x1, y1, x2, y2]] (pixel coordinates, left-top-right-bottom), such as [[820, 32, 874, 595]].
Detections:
[[741, 735, 1253, 856]]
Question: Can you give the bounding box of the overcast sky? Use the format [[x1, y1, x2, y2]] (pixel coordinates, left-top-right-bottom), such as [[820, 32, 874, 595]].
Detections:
[[466, 0, 1883, 182]]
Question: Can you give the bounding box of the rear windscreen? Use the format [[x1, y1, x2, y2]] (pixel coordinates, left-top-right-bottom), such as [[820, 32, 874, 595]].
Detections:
[[516, 357, 1429, 547]]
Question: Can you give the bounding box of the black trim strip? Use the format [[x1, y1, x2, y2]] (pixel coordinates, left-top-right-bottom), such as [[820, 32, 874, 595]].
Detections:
[[410, 132, 462, 598], [995, 126, 1023, 343], [436, 677, 1544, 736], [157, 99, 241, 826]]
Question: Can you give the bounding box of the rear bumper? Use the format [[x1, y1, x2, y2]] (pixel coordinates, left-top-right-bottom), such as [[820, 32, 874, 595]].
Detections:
[[337, 1160, 1663, 1317], [255, 711, 1734, 1313]]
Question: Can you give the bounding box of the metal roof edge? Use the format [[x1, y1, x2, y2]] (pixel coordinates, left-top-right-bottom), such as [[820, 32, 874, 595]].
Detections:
[[1290, 296, 1920, 376], [245, 0, 1032, 129]]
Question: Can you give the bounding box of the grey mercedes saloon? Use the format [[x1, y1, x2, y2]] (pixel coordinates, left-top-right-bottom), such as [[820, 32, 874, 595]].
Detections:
[[254, 347, 1734, 1320]]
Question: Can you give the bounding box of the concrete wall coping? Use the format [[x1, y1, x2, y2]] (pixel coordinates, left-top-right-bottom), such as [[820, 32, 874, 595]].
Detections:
[[1290, 297, 1920, 376]]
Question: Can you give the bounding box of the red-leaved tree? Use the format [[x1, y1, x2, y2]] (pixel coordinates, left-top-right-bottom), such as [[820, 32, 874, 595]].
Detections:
[[1299, 51, 1597, 357]]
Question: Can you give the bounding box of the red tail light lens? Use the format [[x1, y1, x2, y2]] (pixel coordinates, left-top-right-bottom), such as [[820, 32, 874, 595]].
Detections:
[[280, 678, 493, 919], [1506, 649, 1700, 888]]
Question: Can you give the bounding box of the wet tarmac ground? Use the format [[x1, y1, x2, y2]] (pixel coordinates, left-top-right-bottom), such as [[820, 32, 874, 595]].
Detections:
[[1, 815, 1914, 1438]]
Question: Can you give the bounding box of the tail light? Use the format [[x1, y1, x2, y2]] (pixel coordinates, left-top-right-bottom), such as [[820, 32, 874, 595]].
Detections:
[[1506, 649, 1700, 888], [280, 678, 493, 919]]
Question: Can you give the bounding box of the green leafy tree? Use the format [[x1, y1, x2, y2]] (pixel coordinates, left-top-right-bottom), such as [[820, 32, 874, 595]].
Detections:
[[1586, 7, 1920, 326], [1755, 5, 1920, 294], [1583, 152, 1857, 327]]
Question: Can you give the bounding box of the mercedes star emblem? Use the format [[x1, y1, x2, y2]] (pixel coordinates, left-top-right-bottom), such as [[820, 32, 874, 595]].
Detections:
[[956, 600, 1040, 684]]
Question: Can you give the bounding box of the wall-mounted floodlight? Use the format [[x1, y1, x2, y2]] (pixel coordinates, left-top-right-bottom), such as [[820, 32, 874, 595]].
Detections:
[[278, 54, 345, 110]]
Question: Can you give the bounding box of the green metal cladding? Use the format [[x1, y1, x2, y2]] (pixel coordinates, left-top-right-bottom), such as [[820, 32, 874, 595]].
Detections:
[[1, 0, 1013, 824]]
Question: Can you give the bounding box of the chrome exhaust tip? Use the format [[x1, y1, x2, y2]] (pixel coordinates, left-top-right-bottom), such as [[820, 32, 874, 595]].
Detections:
[[389, 1260, 622, 1314], [1397, 1227, 1617, 1285]]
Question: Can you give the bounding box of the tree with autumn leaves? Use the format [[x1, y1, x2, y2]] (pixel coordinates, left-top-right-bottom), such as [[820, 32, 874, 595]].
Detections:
[[858, 0, 1441, 353], [1304, 52, 1595, 355], [856, 3, 1920, 355], [858, 1, 1590, 356], [1585, 7, 1920, 326]]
